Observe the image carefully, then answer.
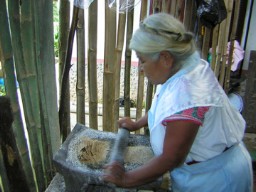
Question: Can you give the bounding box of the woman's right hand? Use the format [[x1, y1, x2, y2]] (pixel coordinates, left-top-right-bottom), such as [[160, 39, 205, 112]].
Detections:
[[118, 117, 138, 132]]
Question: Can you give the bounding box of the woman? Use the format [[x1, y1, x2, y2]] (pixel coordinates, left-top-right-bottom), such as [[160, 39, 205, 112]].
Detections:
[[102, 13, 253, 191]]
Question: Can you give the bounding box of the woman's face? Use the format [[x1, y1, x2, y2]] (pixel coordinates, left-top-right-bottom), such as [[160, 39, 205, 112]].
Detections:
[[137, 52, 174, 85]]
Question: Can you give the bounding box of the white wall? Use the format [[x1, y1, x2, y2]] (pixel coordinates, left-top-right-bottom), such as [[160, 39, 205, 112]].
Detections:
[[241, 0, 256, 70]]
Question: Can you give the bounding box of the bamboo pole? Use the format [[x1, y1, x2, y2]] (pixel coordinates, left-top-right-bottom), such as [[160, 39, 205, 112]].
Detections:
[[214, 27, 225, 78], [124, 6, 135, 117], [170, 0, 177, 16], [135, 0, 148, 134], [214, 15, 227, 78], [88, 0, 98, 129], [76, 8, 86, 124], [0, 1, 37, 191], [224, 0, 240, 92], [33, 0, 61, 182], [9, 0, 47, 189], [59, 6, 79, 140], [59, 0, 70, 92], [103, 2, 116, 132], [219, 0, 233, 87], [210, 25, 220, 70], [162, 0, 171, 13], [114, 12, 126, 130], [176, 0, 185, 22], [19, 0, 47, 189], [183, 0, 195, 31], [149, 0, 154, 15], [42, 0, 61, 158], [58, 0, 70, 141], [201, 27, 211, 60], [32, 0, 53, 184]]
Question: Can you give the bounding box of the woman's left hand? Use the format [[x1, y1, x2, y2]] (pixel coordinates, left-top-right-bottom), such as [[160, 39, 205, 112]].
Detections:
[[102, 161, 126, 187]]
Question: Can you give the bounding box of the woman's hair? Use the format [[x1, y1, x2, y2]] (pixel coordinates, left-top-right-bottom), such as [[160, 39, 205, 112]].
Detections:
[[129, 13, 196, 63]]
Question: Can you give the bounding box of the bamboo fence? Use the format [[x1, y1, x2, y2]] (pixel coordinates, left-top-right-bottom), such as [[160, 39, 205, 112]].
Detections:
[[0, 0, 243, 190]]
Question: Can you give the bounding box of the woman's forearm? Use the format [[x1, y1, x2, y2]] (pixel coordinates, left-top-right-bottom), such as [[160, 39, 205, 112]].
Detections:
[[134, 113, 148, 130], [124, 154, 174, 188], [123, 121, 200, 188]]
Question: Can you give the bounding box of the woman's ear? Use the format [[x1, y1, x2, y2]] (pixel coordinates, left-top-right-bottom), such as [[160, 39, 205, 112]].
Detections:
[[160, 51, 174, 68]]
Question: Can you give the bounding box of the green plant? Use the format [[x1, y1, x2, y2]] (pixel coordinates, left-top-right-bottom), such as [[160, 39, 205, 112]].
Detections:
[[53, 1, 59, 57], [0, 85, 5, 96], [54, 26, 59, 57]]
